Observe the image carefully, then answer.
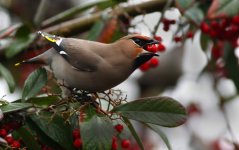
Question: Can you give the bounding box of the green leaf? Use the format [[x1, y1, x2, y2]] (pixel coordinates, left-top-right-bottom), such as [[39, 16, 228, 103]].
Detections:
[[26, 117, 63, 149], [144, 123, 172, 150], [29, 113, 75, 150], [5, 25, 36, 58], [16, 127, 42, 150], [200, 32, 211, 51], [87, 21, 105, 41], [26, 96, 59, 107], [175, 0, 195, 10], [80, 115, 115, 150], [112, 96, 187, 127], [0, 63, 15, 93], [185, 6, 204, 25], [224, 44, 239, 92], [0, 102, 32, 114], [122, 117, 144, 150], [42, 0, 109, 26], [215, 0, 239, 17], [22, 68, 47, 101]]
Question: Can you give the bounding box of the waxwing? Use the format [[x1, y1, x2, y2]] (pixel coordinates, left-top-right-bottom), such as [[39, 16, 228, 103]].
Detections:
[[17, 31, 159, 92]]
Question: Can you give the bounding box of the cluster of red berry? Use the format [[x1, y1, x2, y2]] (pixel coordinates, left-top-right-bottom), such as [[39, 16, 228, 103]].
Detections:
[[162, 18, 194, 43], [140, 36, 165, 71], [72, 129, 82, 149], [162, 18, 176, 31], [0, 123, 21, 149], [112, 124, 130, 150], [200, 15, 239, 76], [200, 15, 239, 58]]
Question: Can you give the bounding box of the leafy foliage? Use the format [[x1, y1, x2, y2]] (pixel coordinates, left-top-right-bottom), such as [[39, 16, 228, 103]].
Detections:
[[0, 63, 15, 93], [0, 102, 32, 114], [22, 68, 47, 101], [112, 96, 187, 127], [80, 115, 115, 150], [5, 25, 36, 58], [27, 113, 75, 150]]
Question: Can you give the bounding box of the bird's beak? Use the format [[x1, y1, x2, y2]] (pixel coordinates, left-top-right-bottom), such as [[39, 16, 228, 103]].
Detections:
[[144, 39, 159, 45], [141, 39, 159, 51], [141, 50, 159, 57]]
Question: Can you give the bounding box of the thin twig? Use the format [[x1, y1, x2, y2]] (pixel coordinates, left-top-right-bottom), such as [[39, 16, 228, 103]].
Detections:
[[42, 0, 166, 36], [153, 0, 173, 35], [41, 0, 108, 27], [221, 105, 238, 147], [34, 0, 49, 27]]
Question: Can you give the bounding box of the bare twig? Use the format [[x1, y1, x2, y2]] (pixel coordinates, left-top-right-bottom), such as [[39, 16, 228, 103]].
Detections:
[[34, 0, 49, 27], [42, 0, 166, 36], [221, 105, 238, 148], [41, 0, 108, 27], [0, 23, 22, 39], [153, 0, 173, 35]]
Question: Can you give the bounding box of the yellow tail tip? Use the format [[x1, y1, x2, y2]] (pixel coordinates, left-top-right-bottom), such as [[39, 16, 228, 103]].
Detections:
[[15, 60, 25, 67]]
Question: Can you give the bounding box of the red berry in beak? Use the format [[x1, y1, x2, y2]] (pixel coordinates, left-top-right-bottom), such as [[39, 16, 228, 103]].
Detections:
[[150, 44, 157, 53], [157, 43, 165, 52], [149, 58, 159, 67], [140, 62, 150, 71]]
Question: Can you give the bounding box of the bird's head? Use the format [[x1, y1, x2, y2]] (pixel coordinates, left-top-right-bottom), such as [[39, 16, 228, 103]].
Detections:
[[120, 34, 160, 69], [38, 31, 62, 46]]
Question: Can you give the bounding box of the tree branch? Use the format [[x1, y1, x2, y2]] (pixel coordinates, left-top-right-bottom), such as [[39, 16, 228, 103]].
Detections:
[[42, 0, 166, 36]]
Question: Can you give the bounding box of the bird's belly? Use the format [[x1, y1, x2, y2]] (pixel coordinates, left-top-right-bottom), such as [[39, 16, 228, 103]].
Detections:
[[52, 65, 130, 92]]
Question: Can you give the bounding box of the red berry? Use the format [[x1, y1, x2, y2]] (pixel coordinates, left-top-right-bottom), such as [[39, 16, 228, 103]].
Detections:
[[186, 31, 194, 38], [73, 138, 82, 148], [157, 43, 165, 52], [149, 58, 159, 68], [220, 18, 230, 29], [163, 25, 170, 31], [72, 129, 80, 139], [209, 30, 218, 38], [154, 36, 162, 42], [211, 43, 223, 60], [210, 20, 219, 29], [146, 45, 153, 52], [11, 140, 21, 149], [140, 63, 150, 71], [114, 124, 124, 133], [174, 36, 182, 42], [121, 139, 130, 148], [5, 136, 14, 144], [232, 15, 239, 25], [200, 22, 210, 33], [112, 137, 117, 150], [0, 129, 7, 137], [150, 44, 157, 53], [162, 18, 170, 25]]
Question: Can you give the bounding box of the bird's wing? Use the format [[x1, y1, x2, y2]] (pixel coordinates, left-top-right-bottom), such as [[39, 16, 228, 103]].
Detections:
[[51, 38, 100, 72]]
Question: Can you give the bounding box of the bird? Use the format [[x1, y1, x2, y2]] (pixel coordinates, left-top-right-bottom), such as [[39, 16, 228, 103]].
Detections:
[[16, 31, 159, 93]]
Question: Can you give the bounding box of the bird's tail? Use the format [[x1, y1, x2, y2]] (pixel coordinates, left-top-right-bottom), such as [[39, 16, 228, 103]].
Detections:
[[15, 53, 48, 67]]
